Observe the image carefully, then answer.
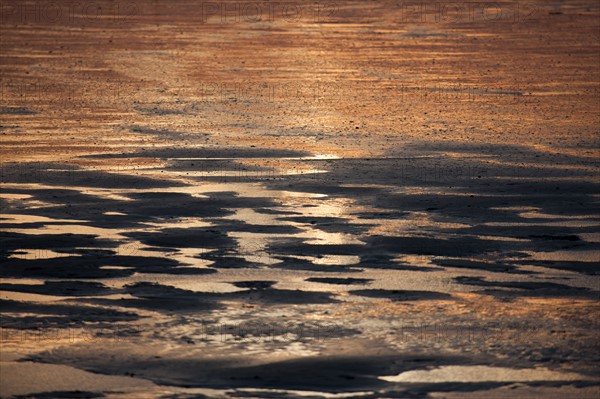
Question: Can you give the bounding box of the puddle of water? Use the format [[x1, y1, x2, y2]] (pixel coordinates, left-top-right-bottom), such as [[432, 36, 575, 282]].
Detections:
[[224, 208, 284, 226], [1, 214, 84, 224], [379, 365, 595, 383], [0, 193, 32, 200], [393, 254, 434, 267], [8, 249, 78, 260], [0, 278, 46, 285], [168, 168, 328, 179], [303, 230, 364, 246], [579, 233, 600, 243], [166, 155, 340, 161], [367, 217, 469, 236], [518, 211, 598, 220], [164, 281, 243, 293], [485, 221, 600, 228], [0, 361, 156, 398], [233, 388, 375, 398], [525, 250, 600, 262], [0, 291, 73, 302], [476, 235, 530, 242], [168, 247, 218, 267], [312, 255, 361, 265], [143, 217, 212, 229]]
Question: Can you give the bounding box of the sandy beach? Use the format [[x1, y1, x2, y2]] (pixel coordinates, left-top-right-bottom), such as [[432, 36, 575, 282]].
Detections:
[[1, 1, 599, 398]]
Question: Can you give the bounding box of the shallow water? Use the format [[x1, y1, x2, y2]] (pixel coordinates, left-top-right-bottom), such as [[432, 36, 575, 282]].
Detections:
[[1, 0, 599, 398]]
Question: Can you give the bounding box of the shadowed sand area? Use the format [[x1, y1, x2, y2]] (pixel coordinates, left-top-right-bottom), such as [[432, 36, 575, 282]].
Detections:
[[1, 0, 599, 398]]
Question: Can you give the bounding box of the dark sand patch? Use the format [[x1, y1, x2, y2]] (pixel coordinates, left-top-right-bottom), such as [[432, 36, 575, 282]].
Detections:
[[0, 281, 117, 297], [305, 277, 372, 285], [511, 260, 600, 275], [0, 299, 140, 329], [272, 256, 363, 273], [27, 349, 468, 392], [454, 277, 598, 299], [435, 259, 534, 274], [90, 282, 338, 314], [349, 289, 452, 301]]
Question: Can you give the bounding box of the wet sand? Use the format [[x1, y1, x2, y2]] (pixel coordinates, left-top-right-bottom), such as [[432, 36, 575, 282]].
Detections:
[[1, 1, 599, 398]]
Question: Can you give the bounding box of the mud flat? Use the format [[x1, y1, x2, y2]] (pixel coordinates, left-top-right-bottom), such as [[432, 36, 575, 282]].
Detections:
[[1, 1, 599, 398]]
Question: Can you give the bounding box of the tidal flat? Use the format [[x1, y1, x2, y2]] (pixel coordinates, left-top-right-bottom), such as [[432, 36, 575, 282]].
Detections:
[[1, 1, 599, 398]]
